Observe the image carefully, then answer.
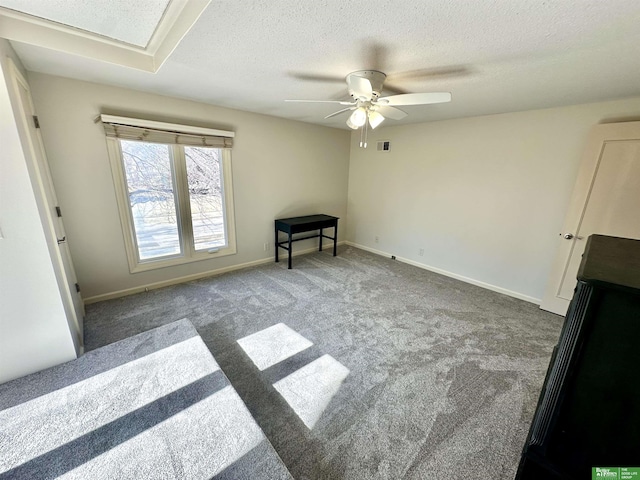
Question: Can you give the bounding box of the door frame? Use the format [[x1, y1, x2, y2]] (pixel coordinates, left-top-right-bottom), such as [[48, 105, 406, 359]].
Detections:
[[540, 121, 640, 315], [7, 58, 84, 352]]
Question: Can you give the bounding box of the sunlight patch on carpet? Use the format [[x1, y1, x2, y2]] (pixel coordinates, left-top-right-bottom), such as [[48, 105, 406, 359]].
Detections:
[[61, 386, 264, 479], [237, 323, 313, 371], [0, 336, 217, 473], [273, 354, 349, 429]]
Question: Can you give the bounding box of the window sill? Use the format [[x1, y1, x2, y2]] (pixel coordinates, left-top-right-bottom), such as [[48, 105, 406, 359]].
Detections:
[[129, 244, 237, 273]]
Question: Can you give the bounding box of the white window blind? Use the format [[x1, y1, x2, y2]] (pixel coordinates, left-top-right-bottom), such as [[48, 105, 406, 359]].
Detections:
[[100, 114, 234, 148]]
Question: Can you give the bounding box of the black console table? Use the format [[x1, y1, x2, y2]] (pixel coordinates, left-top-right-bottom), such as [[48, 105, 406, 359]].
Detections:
[[274, 214, 339, 269]]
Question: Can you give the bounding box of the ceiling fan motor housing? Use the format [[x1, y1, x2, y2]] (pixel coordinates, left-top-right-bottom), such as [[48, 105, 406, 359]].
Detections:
[[347, 70, 387, 99]]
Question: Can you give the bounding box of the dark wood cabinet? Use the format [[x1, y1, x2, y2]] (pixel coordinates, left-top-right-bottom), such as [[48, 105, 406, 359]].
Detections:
[[517, 235, 640, 479]]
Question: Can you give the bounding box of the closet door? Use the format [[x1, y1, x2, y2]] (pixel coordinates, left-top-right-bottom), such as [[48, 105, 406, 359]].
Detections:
[[8, 60, 84, 351], [541, 122, 640, 315]]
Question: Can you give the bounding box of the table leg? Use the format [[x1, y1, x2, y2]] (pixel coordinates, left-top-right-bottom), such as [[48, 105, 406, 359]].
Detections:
[[287, 233, 293, 269], [275, 225, 279, 263], [333, 222, 338, 257], [319, 228, 323, 252]]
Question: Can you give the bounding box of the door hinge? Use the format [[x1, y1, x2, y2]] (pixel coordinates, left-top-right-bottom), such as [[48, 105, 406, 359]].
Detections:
[[33, 115, 40, 128], [75, 283, 81, 293], [56, 206, 62, 217]]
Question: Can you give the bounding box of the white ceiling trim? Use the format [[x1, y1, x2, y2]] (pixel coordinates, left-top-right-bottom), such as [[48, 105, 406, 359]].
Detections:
[[0, 0, 210, 73]]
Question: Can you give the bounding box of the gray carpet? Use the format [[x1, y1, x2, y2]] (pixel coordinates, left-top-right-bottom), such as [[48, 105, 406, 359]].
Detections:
[[84, 246, 562, 479], [0, 319, 292, 480]]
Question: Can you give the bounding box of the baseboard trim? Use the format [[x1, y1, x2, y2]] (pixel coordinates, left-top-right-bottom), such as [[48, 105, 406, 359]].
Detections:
[[345, 241, 541, 305], [84, 241, 346, 304]]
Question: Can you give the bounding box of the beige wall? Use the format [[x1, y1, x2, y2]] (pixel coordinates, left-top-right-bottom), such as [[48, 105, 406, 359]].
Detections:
[[25, 69, 640, 306], [347, 97, 640, 302], [28, 73, 351, 300], [0, 40, 76, 383]]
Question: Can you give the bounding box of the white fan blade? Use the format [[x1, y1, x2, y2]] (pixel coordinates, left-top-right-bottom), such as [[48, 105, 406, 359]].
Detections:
[[324, 107, 354, 119], [289, 72, 345, 83], [377, 92, 451, 106], [376, 105, 407, 120], [285, 99, 355, 105], [350, 75, 373, 100]]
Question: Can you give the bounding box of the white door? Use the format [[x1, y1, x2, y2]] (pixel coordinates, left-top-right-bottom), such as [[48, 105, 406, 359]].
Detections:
[[541, 122, 640, 315], [8, 61, 84, 350]]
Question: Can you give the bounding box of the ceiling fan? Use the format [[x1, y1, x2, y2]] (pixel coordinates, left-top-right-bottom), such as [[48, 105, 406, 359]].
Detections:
[[286, 69, 452, 147]]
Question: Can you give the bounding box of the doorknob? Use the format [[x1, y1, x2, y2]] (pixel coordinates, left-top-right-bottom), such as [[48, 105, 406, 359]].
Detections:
[[57, 236, 66, 244], [563, 233, 584, 240]]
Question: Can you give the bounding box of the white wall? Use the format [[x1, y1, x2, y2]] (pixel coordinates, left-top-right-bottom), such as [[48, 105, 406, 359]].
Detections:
[[0, 40, 76, 384], [27, 73, 351, 301], [347, 98, 640, 302]]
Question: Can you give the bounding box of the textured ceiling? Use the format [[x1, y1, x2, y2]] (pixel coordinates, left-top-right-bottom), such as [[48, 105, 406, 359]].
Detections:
[[8, 0, 640, 129], [0, 0, 170, 47]]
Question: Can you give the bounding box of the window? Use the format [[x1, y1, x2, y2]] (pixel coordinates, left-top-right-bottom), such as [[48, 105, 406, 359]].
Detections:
[[102, 115, 235, 272]]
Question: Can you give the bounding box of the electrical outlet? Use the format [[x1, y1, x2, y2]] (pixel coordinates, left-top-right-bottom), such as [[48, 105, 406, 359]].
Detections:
[[263, 242, 269, 251], [375, 236, 379, 243], [419, 248, 424, 256]]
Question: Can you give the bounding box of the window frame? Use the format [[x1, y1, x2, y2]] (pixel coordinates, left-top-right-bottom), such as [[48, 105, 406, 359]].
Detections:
[[106, 136, 236, 273]]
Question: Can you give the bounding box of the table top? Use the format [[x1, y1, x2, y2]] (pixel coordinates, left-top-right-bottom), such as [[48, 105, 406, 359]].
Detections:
[[578, 234, 640, 291], [275, 214, 338, 226]]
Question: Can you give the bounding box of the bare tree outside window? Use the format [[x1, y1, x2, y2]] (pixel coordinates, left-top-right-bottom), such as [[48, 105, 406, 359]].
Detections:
[[185, 147, 226, 250], [120, 140, 226, 261], [121, 141, 180, 259]]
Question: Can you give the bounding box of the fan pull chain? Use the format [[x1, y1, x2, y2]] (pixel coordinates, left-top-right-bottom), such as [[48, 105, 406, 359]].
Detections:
[[359, 115, 368, 148], [364, 119, 368, 148]]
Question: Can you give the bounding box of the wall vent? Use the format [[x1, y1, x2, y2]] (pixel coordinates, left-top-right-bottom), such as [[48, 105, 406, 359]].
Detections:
[[377, 140, 391, 152]]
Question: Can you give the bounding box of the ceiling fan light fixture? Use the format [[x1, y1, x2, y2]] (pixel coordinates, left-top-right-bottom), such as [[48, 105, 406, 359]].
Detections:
[[348, 107, 367, 128], [368, 110, 385, 129], [346, 117, 360, 130]]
